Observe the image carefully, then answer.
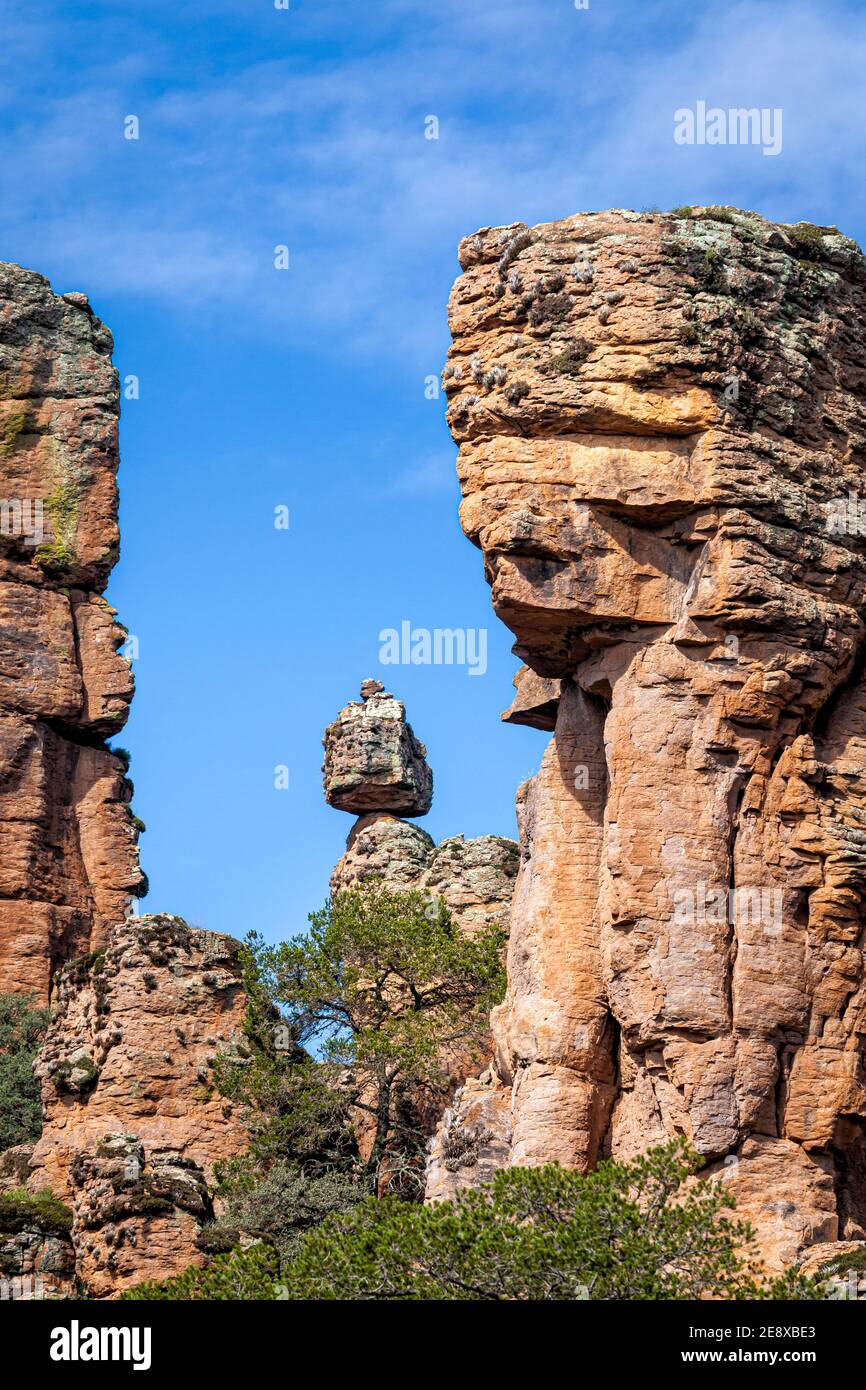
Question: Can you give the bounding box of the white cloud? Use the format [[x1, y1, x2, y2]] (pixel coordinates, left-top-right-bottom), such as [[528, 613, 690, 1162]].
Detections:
[[0, 0, 862, 369]]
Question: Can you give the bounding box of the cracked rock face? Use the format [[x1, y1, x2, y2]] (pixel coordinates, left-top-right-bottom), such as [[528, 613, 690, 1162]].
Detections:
[[427, 207, 866, 1270], [0, 262, 142, 1003], [323, 681, 433, 816], [27, 914, 250, 1295]]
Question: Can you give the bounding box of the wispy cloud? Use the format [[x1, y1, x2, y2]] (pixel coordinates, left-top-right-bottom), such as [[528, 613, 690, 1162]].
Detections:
[[0, 0, 863, 371]]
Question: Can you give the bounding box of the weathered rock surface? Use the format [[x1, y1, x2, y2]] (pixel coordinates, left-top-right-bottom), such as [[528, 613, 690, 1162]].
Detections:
[[327, 683, 518, 936], [325, 684, 518, 1175], [501, 665, 561, 730], [0, 1144, 76, 1299], [0, 1228, 75, 1300], [27, 914, 250, 1295], [332, 815, 518, 938], [68, 1135, 212, 1298], [323, 680, 433, 816], [0, 269, 255, 1298], [0, 263, 143, 1004], [427, 207, 866, 1270]]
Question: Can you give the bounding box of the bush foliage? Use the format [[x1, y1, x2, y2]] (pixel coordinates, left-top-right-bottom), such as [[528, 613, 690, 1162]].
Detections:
[[284, 1141, 825, 1301], [0, 1187, 72, 1237], [0, 992, 50, 1150], [124, 1141, 827, 1302]]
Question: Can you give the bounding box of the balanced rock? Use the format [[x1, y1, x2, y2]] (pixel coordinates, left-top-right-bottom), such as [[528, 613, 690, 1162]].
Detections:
[[325, 683, 517, 935], [427, 207, 866, 1273], [325, 685, 518, 1170], [323, 681, 433, 816]]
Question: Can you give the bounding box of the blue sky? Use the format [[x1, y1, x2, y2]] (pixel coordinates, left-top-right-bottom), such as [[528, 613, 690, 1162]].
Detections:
[[5, 0, 865, 943]]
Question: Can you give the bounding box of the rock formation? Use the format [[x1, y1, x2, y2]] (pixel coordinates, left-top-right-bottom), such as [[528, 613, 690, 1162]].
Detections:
[[324, 679, 433, 816], [0, 264, 250, 1297], [325, 681, 518, 935], [324, 683, 518, 1175], [0, 264, 143, 1004], [25, 916, 249, 1296], [426, 207, 866, 1272], [0, 1147, 75, 1299]]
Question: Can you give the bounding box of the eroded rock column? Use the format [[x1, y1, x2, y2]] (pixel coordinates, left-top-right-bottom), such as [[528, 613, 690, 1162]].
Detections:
[[28, 915, 250, 1296], [0, 265, 143, 1002], [427, 207, 866, 1270]]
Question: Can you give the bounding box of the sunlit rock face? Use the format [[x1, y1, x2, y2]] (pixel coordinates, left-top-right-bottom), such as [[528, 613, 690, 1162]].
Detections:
[[0, 265, 143, 1003], [426, 207, 866, 1271], [0, 270, 252, 1297], [28, 916, 250, 1297]]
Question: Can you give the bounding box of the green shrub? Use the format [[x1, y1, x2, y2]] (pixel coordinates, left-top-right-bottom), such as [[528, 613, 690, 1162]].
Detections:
[[284, 1141, 827, 1302], [815, 1244, 866, 1280], [788, 222, 830, 261], [0, 1188, 72, 1236], [0, 993, 51, 1149], [204, 1164, 361, 1268]]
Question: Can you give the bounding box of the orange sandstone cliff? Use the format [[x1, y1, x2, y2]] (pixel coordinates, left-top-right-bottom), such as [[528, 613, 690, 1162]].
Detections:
[[0, 266, 143, 1002], [426, 207, 866, 1275], [0, 266, 249, 1296]]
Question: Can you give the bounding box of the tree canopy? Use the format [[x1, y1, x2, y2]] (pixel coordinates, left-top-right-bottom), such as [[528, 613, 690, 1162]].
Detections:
[[283, 1140, 825, 1301], [221, 883, 506, 1195]]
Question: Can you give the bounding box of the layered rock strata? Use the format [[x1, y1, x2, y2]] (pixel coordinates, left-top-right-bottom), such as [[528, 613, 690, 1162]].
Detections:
[[426, 207, 866, 1271], [0, 264, 143, 1004]]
